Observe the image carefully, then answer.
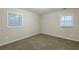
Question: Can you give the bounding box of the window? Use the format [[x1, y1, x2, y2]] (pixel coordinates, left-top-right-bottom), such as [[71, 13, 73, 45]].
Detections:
[[60, 15, 74, 27], [8, 12, 22, 26]]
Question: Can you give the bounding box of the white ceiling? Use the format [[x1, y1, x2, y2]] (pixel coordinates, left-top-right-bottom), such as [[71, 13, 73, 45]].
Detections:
[[22, 8, 64, 15]]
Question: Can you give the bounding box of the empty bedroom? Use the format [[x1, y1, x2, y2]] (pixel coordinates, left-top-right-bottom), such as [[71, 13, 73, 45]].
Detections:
[[0, 8, 79, 50]]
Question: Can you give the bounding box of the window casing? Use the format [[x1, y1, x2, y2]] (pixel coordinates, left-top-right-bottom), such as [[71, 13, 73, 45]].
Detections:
[[60, 15, 74, 27], [7, 12, 22, 27]]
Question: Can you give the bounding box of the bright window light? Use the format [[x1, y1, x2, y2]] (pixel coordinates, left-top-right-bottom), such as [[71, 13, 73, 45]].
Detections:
[[8, 13, 22, 26], [60, 15, 74, 27]]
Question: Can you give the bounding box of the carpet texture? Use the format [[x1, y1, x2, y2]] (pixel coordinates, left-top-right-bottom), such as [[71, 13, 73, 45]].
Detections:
[[0, 34, 79, 50]]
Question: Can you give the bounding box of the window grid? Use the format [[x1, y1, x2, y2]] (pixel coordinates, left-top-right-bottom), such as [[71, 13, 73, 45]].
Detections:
[[8, 13, 22, 26], [60, 15, 73, 27]]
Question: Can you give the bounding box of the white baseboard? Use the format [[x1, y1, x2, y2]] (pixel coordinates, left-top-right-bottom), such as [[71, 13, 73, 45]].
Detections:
[[0, 32, 79, 46], [41, 33, 79, 42], [0, 33, 40, 46]]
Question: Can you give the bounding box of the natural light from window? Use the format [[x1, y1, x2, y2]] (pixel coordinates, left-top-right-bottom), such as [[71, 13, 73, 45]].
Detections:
[[60, 15, 74, 27], [8, 13, 22, 27]]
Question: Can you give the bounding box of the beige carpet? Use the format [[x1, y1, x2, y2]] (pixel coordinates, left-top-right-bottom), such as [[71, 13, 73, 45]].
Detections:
[[0, 34, 79, 50]]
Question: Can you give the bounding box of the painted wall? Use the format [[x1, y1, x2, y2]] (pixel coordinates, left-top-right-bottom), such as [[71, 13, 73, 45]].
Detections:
[[0, 8, 40, 46], [0, 8, 79, 46], [41, 9, 79, 41], [0, 9, 3, 43]]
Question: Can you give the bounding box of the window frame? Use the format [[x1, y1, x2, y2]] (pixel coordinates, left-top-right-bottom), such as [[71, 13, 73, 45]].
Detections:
[[60, 15, 74, 28], [7, 11, 23, 27]]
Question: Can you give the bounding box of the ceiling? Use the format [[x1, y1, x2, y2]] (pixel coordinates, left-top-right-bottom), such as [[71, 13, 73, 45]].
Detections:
[[22, 8, 64, 15]]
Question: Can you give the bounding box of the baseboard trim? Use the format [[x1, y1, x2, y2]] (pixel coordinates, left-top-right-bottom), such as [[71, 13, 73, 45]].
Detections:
[[0, 33, 79, 46], [41, 33, 79, 42], [0, 33, 40, 46]]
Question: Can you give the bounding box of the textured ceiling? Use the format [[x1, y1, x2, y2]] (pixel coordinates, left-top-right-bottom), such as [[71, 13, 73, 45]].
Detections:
[[22, 8, 63, 15]]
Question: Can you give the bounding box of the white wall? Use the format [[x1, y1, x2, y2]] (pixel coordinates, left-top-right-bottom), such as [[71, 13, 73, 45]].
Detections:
[[41, 9, 79, 41], [0, 8, 41, 46], [0, 9, 1, 41], [0, 8, 79, 46]]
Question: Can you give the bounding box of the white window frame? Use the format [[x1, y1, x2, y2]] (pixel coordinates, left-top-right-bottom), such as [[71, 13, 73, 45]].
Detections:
[[60, 15, 74, 28], [7, 11, 23, 27]]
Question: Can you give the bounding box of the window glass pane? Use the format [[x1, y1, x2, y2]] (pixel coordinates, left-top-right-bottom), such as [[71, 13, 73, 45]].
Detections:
[[8, 13, 22, 26], [60, 15, 73, 27]]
